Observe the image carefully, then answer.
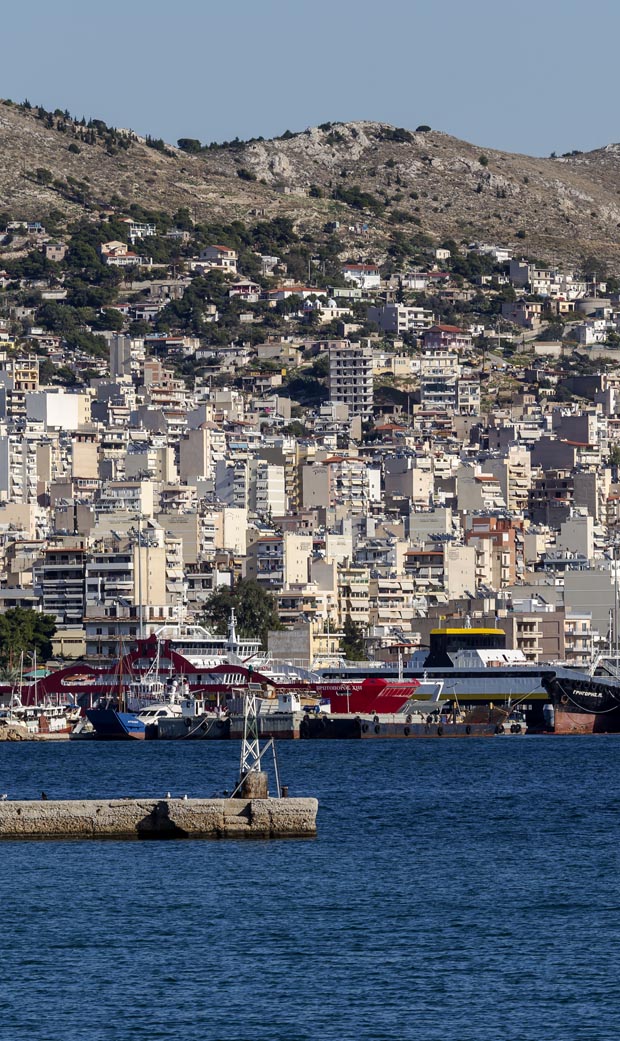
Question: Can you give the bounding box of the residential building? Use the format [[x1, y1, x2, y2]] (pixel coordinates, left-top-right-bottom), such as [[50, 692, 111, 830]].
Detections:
[[328, 342, 373, 418], [367, 303, 433, 335], [199, 245, 238, 272], [342, 263, 381, 289]]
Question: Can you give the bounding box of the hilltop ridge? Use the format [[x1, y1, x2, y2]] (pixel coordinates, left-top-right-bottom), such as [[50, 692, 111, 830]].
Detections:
[[2, 100, 620, 267]]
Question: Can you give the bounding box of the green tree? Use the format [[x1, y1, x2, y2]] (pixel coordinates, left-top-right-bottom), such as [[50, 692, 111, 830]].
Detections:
[[90, 308, 125, 332], [177, 138, 202, 153], [202, 579, 283, 648], [173, 206, 194, 230], [0, 609, 57, 668], [341, 615, 367, 660], [537, 322, 564, 342]]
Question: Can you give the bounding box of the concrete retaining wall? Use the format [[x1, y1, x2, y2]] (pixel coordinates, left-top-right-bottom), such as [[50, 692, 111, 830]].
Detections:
[[0, 797, 318, 840]]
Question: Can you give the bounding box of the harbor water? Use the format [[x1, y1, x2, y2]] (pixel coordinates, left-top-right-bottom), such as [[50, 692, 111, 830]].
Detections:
[[0, 737, 618, 1041]]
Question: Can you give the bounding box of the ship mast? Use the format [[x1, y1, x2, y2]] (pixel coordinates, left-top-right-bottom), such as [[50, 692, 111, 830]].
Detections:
[[117, 632, 125, 713], [228, 607, 239, 654]]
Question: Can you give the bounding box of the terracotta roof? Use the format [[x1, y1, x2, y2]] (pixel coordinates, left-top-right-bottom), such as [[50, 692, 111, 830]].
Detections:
[[266, 286, 315, 295], [427, 324, 465, 334], [343, 263, 379, 271]]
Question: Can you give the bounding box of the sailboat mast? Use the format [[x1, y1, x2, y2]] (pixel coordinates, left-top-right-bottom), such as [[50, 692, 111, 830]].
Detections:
[[137, 517, 144, 642], [118, 632, 125, 713]]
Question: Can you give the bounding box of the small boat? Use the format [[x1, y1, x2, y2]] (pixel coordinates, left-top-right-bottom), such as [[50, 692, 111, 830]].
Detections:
[[0, 698, 80, 736], [86, 682, 185, 740], [86, 644, 186, 740]]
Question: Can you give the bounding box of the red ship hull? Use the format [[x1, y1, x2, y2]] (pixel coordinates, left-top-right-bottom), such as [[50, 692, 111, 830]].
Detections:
[[321, 677, 421, 715], [0, 647, 420, 718]]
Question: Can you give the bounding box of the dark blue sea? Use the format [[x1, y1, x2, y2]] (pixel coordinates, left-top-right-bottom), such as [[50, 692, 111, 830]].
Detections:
[[0, 736, 618, 1041]]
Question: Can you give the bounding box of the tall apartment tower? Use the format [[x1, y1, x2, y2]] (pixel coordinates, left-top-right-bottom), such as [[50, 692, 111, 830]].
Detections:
[[328, 342, 373, 418], [109, 335, 133, 378]]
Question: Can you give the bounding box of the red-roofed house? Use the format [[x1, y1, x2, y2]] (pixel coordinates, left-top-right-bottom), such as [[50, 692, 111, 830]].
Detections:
[[99, 241, 149, 268], [342, 262, 381, 289], [422, 324, 472, 351], [199, 245, 238, 272]]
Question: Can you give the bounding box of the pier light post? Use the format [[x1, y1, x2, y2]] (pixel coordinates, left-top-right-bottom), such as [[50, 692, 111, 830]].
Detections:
[[238, 673, 269, 799]]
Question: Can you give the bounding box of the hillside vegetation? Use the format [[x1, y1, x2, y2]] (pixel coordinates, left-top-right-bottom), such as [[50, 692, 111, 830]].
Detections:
[[2, 100, 620, 268]]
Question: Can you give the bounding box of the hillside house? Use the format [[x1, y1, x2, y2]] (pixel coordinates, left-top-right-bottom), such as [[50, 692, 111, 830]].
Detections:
[[44, 243, 67, 262], [342, 263, 381, 290], [265, 286, 319, 305], [229, 279, 261, 301], [99, 241, 149, 268], [501, 300, 543, 330], [120, 218, 157, 242], [199, 245, 238, 272], [422, 324, 472, 352]]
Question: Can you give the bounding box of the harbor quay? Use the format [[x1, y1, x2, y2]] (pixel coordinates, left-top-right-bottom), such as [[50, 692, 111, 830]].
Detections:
[[0, 796, 318, 840]]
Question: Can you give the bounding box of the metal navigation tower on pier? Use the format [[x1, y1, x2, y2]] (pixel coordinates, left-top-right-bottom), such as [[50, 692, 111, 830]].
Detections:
[[232, 681, 281, 799], [239, 682, 262, 781]]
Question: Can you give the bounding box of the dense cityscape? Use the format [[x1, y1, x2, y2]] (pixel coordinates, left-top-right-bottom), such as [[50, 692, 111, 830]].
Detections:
[[4, 2, 620, 1036], [0, 118, 618, 683]]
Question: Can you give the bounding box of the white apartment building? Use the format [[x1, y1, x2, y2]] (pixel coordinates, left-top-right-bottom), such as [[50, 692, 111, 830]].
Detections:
[[419, 349, 461, 412], [367, 303, 433, 335], [250, 460, 286, 517], [0, 433, 45, 504], [328, 342, 373, 418]]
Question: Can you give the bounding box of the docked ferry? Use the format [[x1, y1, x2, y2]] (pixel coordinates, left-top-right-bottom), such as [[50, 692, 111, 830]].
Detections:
[[317, 627, 620, 734], [10, 622, 620, 738], [316, 626, 556, 730]]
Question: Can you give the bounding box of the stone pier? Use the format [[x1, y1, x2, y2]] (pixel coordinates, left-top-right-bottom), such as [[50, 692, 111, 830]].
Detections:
[[0, 797, 318, 840]]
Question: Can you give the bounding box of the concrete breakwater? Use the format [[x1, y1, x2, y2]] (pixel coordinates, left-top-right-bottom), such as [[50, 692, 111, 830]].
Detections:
[[0, 797, 318, 840]]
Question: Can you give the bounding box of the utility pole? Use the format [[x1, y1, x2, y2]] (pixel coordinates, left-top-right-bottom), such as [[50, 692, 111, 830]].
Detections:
[[135, 515, 144, 641], [611, 545, 615, 657]]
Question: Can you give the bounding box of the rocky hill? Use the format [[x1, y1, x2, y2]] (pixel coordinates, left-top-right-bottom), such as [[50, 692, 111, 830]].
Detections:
[[2, 99, 620, 268]]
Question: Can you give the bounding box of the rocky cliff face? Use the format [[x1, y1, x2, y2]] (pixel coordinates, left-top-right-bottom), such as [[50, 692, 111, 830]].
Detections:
[[2, 101, 620, 267]]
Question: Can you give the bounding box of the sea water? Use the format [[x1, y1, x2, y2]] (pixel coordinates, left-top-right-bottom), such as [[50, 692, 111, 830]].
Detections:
[[0, 736, 618, 1041]]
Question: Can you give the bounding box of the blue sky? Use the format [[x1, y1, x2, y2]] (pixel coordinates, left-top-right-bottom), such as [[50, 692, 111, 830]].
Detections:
[[2, 0, 618, 156]]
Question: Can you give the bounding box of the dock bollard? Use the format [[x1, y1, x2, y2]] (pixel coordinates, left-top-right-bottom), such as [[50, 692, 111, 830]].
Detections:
[[281, 786, 289, 798], [240, 771, 269, 799]]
